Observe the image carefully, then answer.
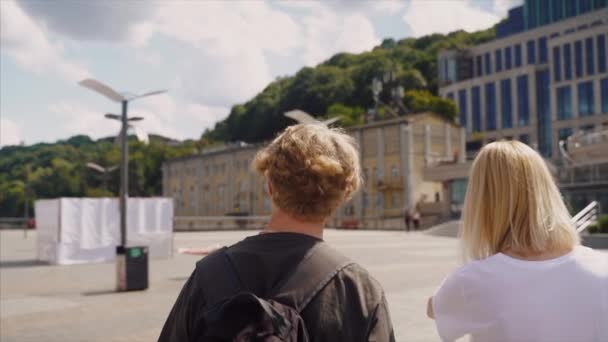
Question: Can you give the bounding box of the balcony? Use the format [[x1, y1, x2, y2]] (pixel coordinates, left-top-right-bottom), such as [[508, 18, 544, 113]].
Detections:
[[566, 130, 608, 165], [376, 177, 403, 191]]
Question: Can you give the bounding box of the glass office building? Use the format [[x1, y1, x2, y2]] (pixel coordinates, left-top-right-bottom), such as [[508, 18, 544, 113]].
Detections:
[[438, 0, 608, 158]]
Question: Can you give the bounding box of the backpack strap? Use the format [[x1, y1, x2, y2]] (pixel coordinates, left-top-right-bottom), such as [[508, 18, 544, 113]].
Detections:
[[272, 242, 354, 313]]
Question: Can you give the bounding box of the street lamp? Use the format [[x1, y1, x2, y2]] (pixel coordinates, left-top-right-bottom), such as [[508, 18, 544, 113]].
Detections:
[[79, 78, 166, 247], [86, 162, 118, 192], [79, 78, 165, 291]]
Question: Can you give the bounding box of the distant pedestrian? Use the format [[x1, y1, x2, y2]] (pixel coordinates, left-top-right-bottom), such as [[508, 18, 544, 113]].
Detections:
[[427, 141, 608, 342], [404, 207, 412, 231], [159, 123, 395, 342]]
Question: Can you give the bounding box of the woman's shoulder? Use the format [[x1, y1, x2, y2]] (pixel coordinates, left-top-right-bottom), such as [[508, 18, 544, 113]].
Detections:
[[572, 245, 608, 274]]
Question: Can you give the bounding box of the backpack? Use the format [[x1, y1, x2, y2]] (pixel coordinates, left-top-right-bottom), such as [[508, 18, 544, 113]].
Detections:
[[198, 242, 353, 342]]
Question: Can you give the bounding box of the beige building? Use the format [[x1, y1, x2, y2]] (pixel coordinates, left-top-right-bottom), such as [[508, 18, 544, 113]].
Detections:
[[163, 112, 466, 229]]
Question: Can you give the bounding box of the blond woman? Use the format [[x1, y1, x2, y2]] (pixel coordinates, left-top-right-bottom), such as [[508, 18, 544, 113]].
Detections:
[[428, 141, 607, 342]]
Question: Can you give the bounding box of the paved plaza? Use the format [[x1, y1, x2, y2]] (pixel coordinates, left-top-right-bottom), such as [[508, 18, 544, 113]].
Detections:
[[1, 229, 461, 342]]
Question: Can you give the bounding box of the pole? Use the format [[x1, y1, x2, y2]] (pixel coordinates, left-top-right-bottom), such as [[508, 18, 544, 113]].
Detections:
[[120, 100, 128, 247]]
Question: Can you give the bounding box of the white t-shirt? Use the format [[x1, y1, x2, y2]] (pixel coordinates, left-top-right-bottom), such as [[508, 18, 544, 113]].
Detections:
[[432, 245, 608, 342]]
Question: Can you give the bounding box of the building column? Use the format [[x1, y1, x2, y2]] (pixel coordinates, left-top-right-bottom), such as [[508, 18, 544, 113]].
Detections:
[[353, 130, 364, 221], [445, 123, 452, 159], [459, 127, 466, 163], [376, 127, 385, 179], [400, 124, 414, 210], [424, 124, 432, 165]]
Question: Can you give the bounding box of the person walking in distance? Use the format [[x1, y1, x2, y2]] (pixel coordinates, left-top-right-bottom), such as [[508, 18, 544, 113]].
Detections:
[[427, 141, 607, 342], [159, 123, 395, 342]]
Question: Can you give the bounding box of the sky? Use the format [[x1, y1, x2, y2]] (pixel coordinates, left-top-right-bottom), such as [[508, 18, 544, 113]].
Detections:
[[0, 0, 521, 147]]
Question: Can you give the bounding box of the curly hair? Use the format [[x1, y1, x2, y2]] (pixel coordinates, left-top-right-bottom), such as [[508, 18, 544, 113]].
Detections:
[[253, 123, 362, 222]]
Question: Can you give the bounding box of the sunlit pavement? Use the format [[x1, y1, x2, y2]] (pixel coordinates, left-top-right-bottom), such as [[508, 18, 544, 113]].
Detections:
[[1, 229, 461, 342]]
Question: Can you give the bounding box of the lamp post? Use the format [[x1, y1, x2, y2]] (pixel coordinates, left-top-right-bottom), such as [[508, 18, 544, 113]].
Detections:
[[79, 79, 165, 291], [86, 162, 118, 192], [79, 79, 165, 247]]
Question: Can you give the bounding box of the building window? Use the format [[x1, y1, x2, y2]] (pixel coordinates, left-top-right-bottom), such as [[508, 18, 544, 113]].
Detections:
[[391, 192, 398, 209], [505, 46, 512, 70], [447, 92, 454, 101], [565, 0, 577, 17], [458, 89, 467, 127], [484, 52, 491, 75], [526, 1, 538, 29], [601, 78, 608, 114], [558, 127, 573, 143], [536, 70, 552, 157], [599, 35, 607, 73], [363, 192, 369, 209], [578, 81, 595, 117], [514, 44, 522, 67], [472, 86, 482, 132], [485, 82, 497, 131], [539, 37, 548, 64], [586, 37, 595, 75], [476, 55, 483, 77], [580, 0, 592, 13], [580, 124, 595, 134], [553, 46, 561, 82], [376, 193, 384, 209], [564, 43, 572, 80], [539, 0, 551, 25], [527, 40, 536, 64], [519, 134, 530, 145], [552, 0, 564, 20], [517, 75, 530, 126], [575, 40, 583, 77], [557, 86, 572, 120], [495, 49, 503, 72], [501, 79, 513, 129], [391, 166, 399, 178]]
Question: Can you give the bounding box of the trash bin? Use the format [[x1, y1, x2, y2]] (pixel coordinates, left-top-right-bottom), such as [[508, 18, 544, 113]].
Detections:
[[116, 246, 148, 291]]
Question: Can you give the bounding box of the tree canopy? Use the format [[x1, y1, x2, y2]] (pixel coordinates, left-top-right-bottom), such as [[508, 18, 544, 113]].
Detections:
[[204, 27, 494, 142]]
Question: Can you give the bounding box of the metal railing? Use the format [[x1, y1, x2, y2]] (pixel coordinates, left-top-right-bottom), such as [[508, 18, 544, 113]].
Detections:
[[174, 216, 269, 231], [572, 201, 599, 234]]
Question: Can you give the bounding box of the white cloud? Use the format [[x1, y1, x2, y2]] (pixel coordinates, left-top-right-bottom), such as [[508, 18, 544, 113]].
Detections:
[[403, 0, 503, 37], [0, 0, 90, 82], [369, 0, 407, 14], [183, 104, 229, 131], [1, 118, 22, 146], [298, 9, 381, 66]]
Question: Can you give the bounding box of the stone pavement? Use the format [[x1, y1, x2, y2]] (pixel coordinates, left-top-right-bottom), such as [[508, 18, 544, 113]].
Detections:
[[0, 229, 461, 342]]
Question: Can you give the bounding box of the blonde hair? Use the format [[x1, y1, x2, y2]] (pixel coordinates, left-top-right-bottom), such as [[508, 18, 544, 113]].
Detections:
[[461, 141, 579, 261], [253, 123, 362, 222]]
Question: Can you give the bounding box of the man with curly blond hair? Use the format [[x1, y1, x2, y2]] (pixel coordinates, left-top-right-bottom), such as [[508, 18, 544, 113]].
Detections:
[[160, 123, 395, 342]]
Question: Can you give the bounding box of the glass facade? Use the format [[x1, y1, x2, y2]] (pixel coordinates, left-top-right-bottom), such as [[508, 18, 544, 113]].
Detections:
[[564, 43, 572, 80], [476, 55, 483, 77], [485, 53, 491, 75], [527, 40, 536, 64], [519, 134, 531, 145], [565, 0, 577, 17], [485, 82, 497, 131], [598, 35, 606, 73], [602, 78, 608, 114], [575, 40, 583, 77], [578, 81, 595, 116], [517, 75, 530, 126], [495, 50, 503, 72], [505, 46, 512, 70], [536, 70, 552, 157], [553, 46, 561, 82], [558, 127, 573, 142], [472, 86, 481, 132], [526, 0, 538, 29], [515, 44, 522, 67], [501, 79, 513, 129], [586, 37, 595, 75], [458, 89, 468, 126], [580, 0, 592, 13], [557, 86, 572, 120], [539, 37, 548, 63]]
